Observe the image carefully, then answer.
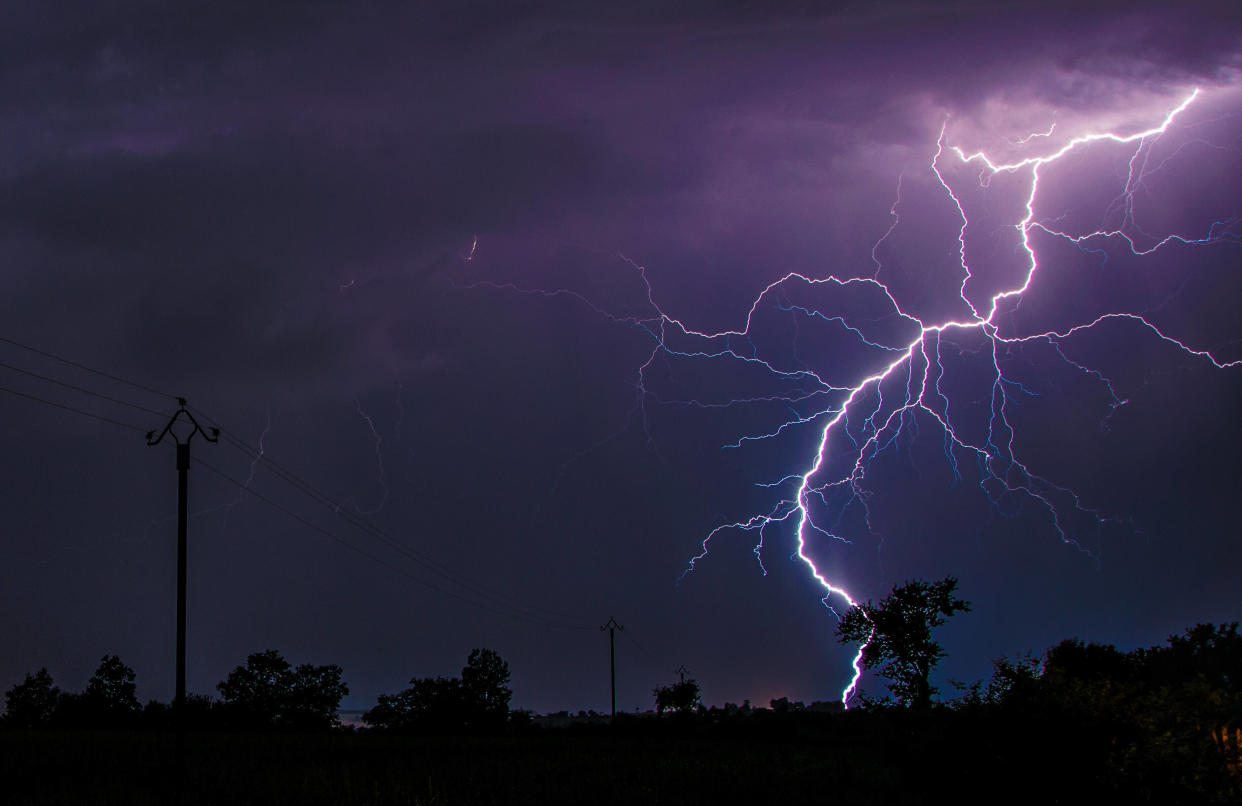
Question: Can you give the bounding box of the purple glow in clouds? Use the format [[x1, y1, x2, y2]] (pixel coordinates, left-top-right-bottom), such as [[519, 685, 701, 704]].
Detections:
[[478, 85, 1240, 703]]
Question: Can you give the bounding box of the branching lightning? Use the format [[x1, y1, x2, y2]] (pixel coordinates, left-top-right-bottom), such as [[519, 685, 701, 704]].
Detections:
[[471, 86, 1240, 706]]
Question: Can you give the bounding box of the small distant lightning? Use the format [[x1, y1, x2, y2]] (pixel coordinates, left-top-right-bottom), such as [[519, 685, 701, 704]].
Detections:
[[465, 234, 478, 263], [184, 411, 271, 527], [871, 175, 904, 278], [241, 412, 271, 491], [350, 398, 390, 516], [474, 86, 1239, 706]]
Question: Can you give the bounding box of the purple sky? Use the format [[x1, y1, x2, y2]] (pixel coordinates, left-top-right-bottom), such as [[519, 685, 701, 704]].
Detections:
[[2, 1, 1240, 714]]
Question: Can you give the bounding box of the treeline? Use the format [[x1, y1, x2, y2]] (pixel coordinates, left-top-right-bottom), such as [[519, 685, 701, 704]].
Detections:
[[2, 649, 348, 732], [2, 626, 1240, 800], [1, 647, 518, 734], [654, 621, 1238, 801], [946, 623, 1241, 799], [361, 648, 515, 731], [622, 622, 1241, 802]]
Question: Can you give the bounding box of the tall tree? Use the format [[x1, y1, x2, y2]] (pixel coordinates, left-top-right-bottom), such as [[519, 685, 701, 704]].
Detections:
[[836, 576, 971, 709], [217, 649, 293, 726], [82, 655, 141, 718], [461, 648, 512, 726], [3, 668, 61, 728]]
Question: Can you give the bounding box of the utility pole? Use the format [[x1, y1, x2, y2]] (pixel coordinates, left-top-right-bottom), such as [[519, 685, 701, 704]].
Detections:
[[147, 399, 217, 736], [601, 616, 623, 720], [676, 664, 689, 683]]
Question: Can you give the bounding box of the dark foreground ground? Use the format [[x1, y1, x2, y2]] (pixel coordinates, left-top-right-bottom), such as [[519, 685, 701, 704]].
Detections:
[[2, 711, 1237, 805]]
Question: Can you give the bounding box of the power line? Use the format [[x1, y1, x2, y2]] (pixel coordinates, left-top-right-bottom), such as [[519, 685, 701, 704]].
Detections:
[[0, 334, 177, 401], [210, 428, 592, 630], [0, 340, 595, 631], [0, 384, 147, 432], [618, 627, 663, 667], [196, 456, 593, 631], [0, 359, 167, 417]]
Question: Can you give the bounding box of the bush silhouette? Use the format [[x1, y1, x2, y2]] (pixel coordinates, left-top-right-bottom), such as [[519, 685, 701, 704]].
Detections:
[[364, 647, 512, 732]]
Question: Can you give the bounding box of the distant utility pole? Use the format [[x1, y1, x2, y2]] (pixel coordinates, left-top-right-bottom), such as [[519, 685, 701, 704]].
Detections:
[[676, 664, 689, 683], [601, 616, 623, 720], [147, 399, 217, 726]]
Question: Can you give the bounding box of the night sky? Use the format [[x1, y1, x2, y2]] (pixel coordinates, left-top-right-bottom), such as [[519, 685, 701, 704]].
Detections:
[[2, 1, 1241, 716]]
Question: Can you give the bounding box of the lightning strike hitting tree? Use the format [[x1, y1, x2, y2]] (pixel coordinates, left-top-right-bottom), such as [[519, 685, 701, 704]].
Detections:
[[471, 86, 1241, 705]]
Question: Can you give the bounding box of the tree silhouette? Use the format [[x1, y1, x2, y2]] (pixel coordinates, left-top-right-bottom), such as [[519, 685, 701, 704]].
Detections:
[[836, 576, 971, 709], [972, 626, 1242, 799], [82, 655, 140, 718], [653, 678, 701, 714], [365, 676, 465, 731], [217, 649, 348, 729], [461, 648, 512, 727], [363, 648, 512, 732], [981, 652, 1042, 706], [3, 668, 61, 728]]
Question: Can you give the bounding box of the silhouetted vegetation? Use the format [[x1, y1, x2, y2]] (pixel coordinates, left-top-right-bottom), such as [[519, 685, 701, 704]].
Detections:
[[653, 676, 701, 714], [362, 647, 513, 732], [3, 656, 142, 730], [836, 575, 971, 709], [3, 667, 59, 728], [951, 622, 1242, 801], [216, 649, 348, 730], [2, 610, 1239, 803], [2, 649, 346, 733]]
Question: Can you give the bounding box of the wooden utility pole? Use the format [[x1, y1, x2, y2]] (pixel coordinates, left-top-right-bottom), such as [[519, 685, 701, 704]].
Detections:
[[147, 399, 217, 742], [600, 616, 623, 720]]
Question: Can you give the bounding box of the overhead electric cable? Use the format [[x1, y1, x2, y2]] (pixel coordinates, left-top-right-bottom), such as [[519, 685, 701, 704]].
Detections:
[[209, 428, 592, 629], [0, 340, 595, 629], [619, 627, 662, 665], [0, 335, 177, 401], [0, 384, 147, 432], [196, 456, 592, 629], [0, 359, 166, 417]]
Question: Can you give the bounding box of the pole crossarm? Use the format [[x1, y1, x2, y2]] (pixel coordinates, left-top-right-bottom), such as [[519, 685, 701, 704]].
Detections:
[[146, 397, 219, 448]]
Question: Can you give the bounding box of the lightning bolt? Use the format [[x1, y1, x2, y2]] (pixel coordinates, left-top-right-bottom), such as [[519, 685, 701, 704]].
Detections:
[[178, 411, 272, 526], [1007, 121, 1057, 145], [242, 412, 271, 489], [350, 398, 390, 516], [471, 86, 1239, 706]]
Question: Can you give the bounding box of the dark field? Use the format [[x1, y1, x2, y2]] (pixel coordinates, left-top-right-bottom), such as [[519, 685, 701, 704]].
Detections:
[[4, 711, 1237, 805]]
